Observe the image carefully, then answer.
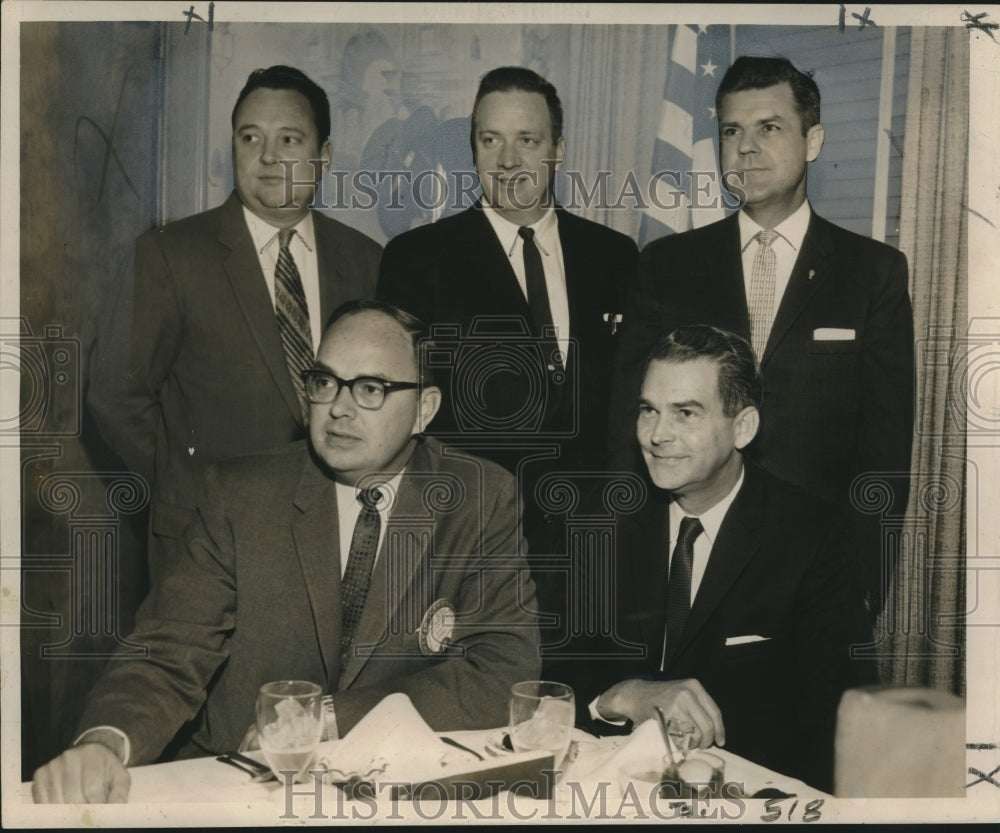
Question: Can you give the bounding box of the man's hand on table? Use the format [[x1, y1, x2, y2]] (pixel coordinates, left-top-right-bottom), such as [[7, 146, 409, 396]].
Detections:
[[32, 739, 130, 804], [595, 678, 726, 748]]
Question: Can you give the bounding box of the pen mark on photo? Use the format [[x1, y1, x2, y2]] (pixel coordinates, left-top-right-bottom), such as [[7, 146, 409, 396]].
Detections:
[[966, 765, 1000, 789], [73, 67, 139, 203], [183, 2, 215, 34], [962, 10, 999, 42], [853, 7, 877, 30]]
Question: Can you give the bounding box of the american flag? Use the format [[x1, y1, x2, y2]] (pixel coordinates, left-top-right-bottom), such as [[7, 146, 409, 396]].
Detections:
[[639, 24, 734, 248]]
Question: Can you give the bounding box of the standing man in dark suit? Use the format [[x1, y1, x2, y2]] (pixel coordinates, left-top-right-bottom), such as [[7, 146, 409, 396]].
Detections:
[[573, 326, 873, 793], [377, 65, 637, 483], [33, 301, 540, 803], [89, 66, 381, 581], [377, 66, 637, 624], [610, 58, 914, 608]]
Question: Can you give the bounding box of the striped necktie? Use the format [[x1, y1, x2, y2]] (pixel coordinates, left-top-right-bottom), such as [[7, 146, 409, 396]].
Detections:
[[274, 226, 313, 419], [339, 487, 383, 663]]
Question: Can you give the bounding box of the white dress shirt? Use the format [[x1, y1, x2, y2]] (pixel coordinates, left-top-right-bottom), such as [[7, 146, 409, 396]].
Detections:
[[481, 204, 571, 363], [243, 207, 323, 351], [738, 199, 812, 329], [667, 468, 745, 608], [334, 472, 404, 577]]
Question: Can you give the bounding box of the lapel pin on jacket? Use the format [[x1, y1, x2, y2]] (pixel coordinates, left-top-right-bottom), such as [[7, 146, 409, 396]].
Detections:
[[419, 598, 457, 655], [808, 269, 816, 280], [602, 312, 623, 334]]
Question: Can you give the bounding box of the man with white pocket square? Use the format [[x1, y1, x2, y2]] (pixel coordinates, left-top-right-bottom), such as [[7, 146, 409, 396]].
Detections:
[[574, 326, 875, 794], [608, 58, 914, 613]]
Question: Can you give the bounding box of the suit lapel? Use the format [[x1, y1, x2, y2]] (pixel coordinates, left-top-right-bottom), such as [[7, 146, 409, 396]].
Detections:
[[621, 491, 672, 669], [715, 214, 751, 340], [336, 443, 434, 689], [313, 212, 341, 323], [556, 208, 586, 365], [218, 192, 302, 422], [290, 449, 343, 691], [762, 213, 834, 364], [463, 203, 536, 324], [673, 466, 764, 659]]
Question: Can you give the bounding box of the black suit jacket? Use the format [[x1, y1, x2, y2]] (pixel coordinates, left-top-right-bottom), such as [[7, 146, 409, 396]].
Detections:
[[558, 463, 875, 793], [89, 192, 382, 544], [377, 204, 637, 476], [610, 211, 914, 508]]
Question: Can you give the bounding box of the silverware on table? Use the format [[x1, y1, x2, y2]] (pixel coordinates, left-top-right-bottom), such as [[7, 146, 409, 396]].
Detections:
[[440, 736, 486, 761], [217, 751, 274, 782]]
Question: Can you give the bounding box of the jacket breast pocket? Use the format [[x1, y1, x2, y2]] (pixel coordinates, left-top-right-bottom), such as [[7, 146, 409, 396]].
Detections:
[[807, 339, 860, 354]]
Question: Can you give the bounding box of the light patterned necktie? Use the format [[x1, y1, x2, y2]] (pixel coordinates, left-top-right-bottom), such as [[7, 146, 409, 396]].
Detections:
[[661, 516, 703, 669], [747, 229, 778, 358], [274, 227, 313, 419], [339, 487, 383, 663]]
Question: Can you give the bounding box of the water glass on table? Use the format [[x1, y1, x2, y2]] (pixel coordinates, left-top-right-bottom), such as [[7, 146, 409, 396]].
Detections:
[[256, 680, 324, 782], [508, 681, 575, 771]]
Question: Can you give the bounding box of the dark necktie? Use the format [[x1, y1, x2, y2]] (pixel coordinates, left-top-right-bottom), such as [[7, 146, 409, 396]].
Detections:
[[518, 226, 563, 371], [662, 516, 703, 668], [274, 227, 313, 420], [340, 487, 382, 659]]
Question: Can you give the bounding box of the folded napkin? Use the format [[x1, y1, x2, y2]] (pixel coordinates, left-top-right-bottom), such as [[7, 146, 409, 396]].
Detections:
[[572, 719, 679, 786], [316, 693, 471, 784]]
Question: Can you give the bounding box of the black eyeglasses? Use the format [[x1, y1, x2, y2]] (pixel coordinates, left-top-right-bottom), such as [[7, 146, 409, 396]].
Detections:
[[300, 369, 421, 410]]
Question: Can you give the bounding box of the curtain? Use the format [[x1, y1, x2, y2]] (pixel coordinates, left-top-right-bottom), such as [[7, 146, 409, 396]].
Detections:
[[530, 24, 672, 238], [877, 28, 969, 695]]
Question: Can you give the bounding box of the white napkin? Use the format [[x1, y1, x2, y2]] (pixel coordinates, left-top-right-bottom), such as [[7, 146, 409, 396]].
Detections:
[[573, 719, 680, 786], [317, 693, 458, 784]]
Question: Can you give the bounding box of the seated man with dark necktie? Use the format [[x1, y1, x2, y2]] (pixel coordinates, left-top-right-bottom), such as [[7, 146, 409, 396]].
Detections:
[[568, 325, 874, 793], [32, 300, 540, 803]]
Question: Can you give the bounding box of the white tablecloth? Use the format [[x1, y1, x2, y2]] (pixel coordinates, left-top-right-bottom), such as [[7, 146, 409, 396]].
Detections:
[[20, 723, 825, 823]]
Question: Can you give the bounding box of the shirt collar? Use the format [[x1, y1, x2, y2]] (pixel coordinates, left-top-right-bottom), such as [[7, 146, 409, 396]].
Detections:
[[334, 470, 405, 516], [738, 199, 811, 254], [242, 206, 316, 255], [481, 202, 558, 257], [669, 465, 745, 548]]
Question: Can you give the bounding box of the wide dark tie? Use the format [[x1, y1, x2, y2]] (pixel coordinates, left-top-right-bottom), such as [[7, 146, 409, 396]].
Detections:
[[274, 227, 313, 419], [340, 487, 382, 659], [518, 226, 563, 372], [662, 516, 703, 668]]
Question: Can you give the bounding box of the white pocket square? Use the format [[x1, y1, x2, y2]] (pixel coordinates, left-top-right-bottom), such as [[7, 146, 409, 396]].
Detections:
[[725, 634, 770, 646], [813, 327, 855, 341]]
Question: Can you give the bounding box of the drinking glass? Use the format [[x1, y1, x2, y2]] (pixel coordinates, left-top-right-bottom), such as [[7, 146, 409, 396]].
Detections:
[[508, 681, 575, 770], [256, 680, 324, 782]]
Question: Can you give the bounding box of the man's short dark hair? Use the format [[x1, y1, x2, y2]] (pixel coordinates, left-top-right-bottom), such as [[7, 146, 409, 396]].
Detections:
[[232, 65, 331, 141], [469, 66, 564, 158], [644, 325, 762, 417], [323, 299, 436, 386], [716, 56, 821, 133]]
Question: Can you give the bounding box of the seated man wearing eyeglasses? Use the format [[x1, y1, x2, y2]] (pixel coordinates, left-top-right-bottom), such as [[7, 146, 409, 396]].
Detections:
[[32, 300, 541, 803]]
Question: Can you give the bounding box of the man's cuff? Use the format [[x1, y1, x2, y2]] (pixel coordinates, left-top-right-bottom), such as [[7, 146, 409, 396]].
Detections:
[[73, 726, 131, 766], [588, 696, 627, 726], [322, 695, 339, 741]]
